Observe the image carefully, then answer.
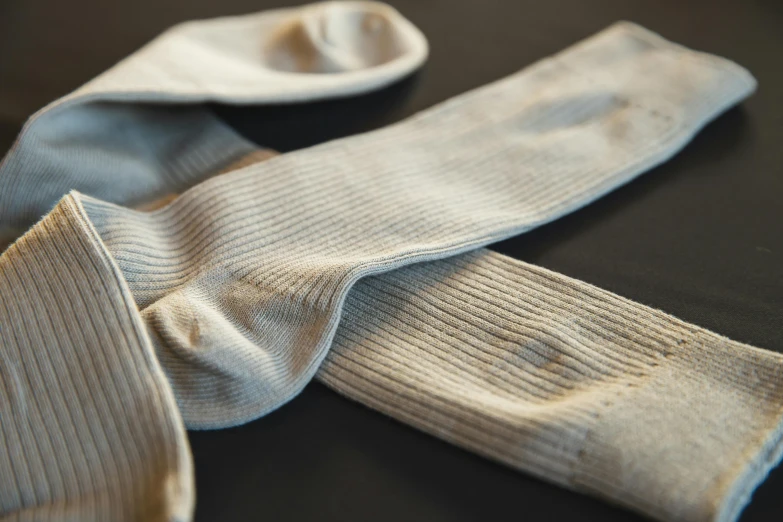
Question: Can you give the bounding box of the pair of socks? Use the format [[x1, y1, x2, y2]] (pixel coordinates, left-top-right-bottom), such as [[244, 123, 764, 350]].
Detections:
[[1, 3, 782, 521]]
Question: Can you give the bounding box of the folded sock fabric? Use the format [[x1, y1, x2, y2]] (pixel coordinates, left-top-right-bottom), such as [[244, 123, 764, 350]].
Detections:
[[1, 3, 781, 521]]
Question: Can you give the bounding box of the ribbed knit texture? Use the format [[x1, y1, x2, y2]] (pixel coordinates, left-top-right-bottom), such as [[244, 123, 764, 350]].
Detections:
[[0, 198, 193, 521], [80, 20, 756, 427], [318, 250, 783, 522], [1, 4, 782, 522]]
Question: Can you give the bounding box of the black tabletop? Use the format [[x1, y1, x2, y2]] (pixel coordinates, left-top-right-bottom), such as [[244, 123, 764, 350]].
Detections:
[[2, 1, 781, 520]]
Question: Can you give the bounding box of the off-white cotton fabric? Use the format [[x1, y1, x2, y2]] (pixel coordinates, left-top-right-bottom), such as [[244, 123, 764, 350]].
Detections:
[[1, 2, 782, 522]]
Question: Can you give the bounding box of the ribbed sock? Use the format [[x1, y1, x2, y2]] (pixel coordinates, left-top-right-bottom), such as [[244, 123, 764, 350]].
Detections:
[[318, 250, 783, 522], [0, 3, 426, 519], [0, 199, 193, 521], [80, 20, 755, 428], [1, 4, 781, 522]]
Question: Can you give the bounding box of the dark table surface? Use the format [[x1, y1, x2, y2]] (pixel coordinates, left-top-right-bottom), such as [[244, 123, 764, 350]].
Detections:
[[2, 1, 781, 520]]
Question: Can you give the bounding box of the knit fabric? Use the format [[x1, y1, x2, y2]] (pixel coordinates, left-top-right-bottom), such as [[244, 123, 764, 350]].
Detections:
[[1, 3, 782, 522], [0, 0, 429, 236], [321, 250, 783, 522], [0, 199, 193, 521], [80, 20, 757, 427]]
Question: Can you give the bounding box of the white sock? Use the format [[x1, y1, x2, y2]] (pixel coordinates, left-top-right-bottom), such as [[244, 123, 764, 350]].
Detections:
[[80, 20, 755, 428], [1, 4, 781, 522]]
